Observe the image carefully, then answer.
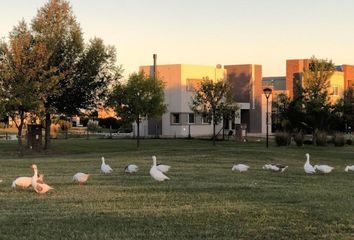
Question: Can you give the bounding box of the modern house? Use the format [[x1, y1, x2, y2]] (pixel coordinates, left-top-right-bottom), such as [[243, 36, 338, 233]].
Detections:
[[138, 64, 226, 138], [137, 63, 271, 137], [134, 58, 354, 138]]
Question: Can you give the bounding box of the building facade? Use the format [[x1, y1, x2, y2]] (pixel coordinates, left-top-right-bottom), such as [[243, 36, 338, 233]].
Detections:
[[139, 64, 227, 138]]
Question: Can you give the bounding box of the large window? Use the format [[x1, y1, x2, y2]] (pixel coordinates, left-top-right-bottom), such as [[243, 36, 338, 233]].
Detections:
[[171, 113, 180, 124], [188, 113, 195, 124]]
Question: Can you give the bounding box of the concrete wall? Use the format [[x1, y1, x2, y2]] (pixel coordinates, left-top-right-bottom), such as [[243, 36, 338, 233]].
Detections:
[[225, 64, 263, 133], [343, 64, 354, 89], [286, 59, 311, 99], [328, 71, 345, 104], [139, 64, 225, 137]]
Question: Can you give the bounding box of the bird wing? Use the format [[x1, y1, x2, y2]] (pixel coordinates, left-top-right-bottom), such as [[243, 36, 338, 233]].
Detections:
[[157, 164, 170, 173]]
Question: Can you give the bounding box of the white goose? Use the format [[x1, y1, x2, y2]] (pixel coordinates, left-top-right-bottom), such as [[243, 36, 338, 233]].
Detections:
[[232, 164, 250, 172], [101, 157, 113, 174], [345, 165, 354, 172], [263, 164, 288, 172], [73, 172, 90, 184], [125, 164, 139, 173], [150, 156, 170, 181], [152, 156, 170, 173], [314, 164, 334, 173], [12, 174, 44, 189], [304, 153, 316, 174], [31, 164, 53, 194]]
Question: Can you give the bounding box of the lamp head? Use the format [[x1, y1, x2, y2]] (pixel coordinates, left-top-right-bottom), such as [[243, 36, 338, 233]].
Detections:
[[263, 87, 272, 99]]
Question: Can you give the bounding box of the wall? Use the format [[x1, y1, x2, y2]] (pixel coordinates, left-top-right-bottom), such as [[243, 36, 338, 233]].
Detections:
[[225, 64, 263, 133], [140, 64, 225, 137]]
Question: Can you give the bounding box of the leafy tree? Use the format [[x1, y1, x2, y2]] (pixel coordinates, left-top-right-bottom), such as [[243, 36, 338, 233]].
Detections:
[[31, 0, 120, 149], [272, 93, 306, 133], [31, 0, 84, 149], [108, 72, 166, 148], [332, 87, 354, 131], [190, 77, 238, 145], [0, 21, 53, 156], [302, 57, 335, 131], [56, 38, 121, 115]]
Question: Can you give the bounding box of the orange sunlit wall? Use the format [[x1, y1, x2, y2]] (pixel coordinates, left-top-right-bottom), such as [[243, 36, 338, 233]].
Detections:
[[286, 59, 311, 99], [343, 65, 354, 89]]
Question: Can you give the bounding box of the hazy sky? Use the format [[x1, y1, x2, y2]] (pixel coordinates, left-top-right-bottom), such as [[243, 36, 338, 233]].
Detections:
[[1, 0, 354, 77]]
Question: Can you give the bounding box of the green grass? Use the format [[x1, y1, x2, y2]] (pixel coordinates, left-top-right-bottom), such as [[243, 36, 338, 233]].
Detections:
[[1, 138, 354, 239]]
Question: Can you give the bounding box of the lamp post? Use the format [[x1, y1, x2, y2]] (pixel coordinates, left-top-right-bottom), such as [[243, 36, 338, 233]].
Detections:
[[263, 87, 272, 148]]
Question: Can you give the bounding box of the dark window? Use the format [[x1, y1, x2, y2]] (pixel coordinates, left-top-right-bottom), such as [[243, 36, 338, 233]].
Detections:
[[171, 113, 180, 124], [188, 113, 195, 124]]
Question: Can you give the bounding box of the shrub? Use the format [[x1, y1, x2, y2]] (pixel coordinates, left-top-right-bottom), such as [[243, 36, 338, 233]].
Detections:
[[0, 122, 6, 129], [275, 131, 291, 146], [87, 120, 99, 132], [58, 120, 71, 131], [294, 132, 304, 147], [334, 132, 345, 147], [98, 117, 121, 129], [314, 131, 327, 146], [346, 139, 353, 145]]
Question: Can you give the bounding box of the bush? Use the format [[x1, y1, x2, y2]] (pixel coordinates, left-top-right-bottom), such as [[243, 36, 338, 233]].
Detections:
[[346, 139, 353, 145], [87, 120, 99, 132], [58, 120, 71, 131], [275, 131, 291, 146], [314, 131, 327, 146], [294, 132, 304, 147], [98, 117, 121, 129], [334, 132, 345, 147], [0, 122, 7, 129]]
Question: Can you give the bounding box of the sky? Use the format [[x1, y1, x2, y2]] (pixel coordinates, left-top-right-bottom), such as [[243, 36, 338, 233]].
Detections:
[[1, 0, 354, 78]]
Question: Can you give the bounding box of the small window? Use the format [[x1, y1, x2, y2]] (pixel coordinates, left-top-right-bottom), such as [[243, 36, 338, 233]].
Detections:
[[171, 113, 180, 124], [201, 114, 211, 124], [188, 113, 195, 124], [332, 86, 339, 96]]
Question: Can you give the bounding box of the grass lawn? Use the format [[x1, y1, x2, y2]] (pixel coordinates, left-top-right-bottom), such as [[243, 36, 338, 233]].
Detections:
[[0, 138, 354, 239]]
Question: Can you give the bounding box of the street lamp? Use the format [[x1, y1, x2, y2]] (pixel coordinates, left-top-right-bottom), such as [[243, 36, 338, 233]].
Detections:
[[263, 87, 272, 148]]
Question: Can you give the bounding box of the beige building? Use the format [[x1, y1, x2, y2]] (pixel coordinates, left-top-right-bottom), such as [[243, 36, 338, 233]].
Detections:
[[139, 64, 227, 137]]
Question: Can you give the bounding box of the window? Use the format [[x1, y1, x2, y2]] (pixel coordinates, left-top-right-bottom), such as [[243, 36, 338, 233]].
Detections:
[[201, 114, 211, 124], [188, 113, 195, 124], [171, 113, 180, 124], [332, 86, 339, 96], [186, 79, 201, 92]]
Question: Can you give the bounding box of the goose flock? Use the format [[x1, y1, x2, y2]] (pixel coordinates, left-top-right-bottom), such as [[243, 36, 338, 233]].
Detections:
[[4, 155, 170, 194], [232, 153, 353, 174], [2, 153, 354, 194]]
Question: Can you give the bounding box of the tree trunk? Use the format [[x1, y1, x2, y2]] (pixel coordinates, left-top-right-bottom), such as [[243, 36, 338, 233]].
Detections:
[[136, 118, 140, 148], [213, 122, 216, 146], [17, 120, 24, 157], [44, 112, 51, 150]]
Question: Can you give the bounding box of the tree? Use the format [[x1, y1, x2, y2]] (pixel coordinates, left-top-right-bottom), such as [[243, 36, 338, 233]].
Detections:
[[302, 56, 335, 131], [108, 72, 166, 148], [332, 87, 354, 132], [31, 0, 84, 149], [272, 93, 306, 133], [0, 21, 52, 156], [190, 77, 238, 145], [31, 0, 120, 149], [53, 38, 121, 116]]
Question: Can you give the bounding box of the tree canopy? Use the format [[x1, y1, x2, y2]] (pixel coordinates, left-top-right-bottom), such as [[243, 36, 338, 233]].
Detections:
[[0, 21, 53, 156], [108, 71, 166, 148], [190, 77, 238, 145]]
